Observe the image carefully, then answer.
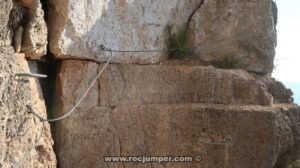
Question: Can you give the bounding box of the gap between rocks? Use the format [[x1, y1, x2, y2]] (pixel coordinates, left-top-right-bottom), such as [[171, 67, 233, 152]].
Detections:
[[22, 0, 61, 159]]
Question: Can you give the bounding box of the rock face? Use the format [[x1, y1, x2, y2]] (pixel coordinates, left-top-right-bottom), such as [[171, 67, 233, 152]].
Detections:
[[21, 0, 48, 59], [259, 77, 294, 104], [8, 0, 48, 59], [48, 0, 276, 74], [54, 98, 300, 168], [186, 0, 277, 74], [0, 1, 56, 167], [45, 0, 299, 167], [52, 60, 299, 168], [286, 160, 300, 168], [57, 60, 273, 106], [1, 0, 299, 168], [48, 0, 201, 63]]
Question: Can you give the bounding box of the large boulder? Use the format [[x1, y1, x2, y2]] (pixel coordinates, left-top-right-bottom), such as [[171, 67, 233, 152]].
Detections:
[[48, 0, 201, 63], [55, 60, 273, 107], [48, 0, 277, 74], [51, 60, 300, 168], [53, 102, 300, 168], [258, 77, 294, 104], [52, 60, 300, 168]]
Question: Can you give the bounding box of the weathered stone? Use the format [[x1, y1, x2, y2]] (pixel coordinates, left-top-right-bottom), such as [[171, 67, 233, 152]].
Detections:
[[20, 0, 48, 59], [48, 0, 200, 63], [53, 102, 300, 168], [186, 0, 277, 74], [0, 1, 56, 167], [52, 60, 300, 168], [2, 1, 298, 168], [48, 0, 277, 74], [260, 77, 294, 104], [291, 160, 300, 168], [274, 106, 300, 167], [0, 54, 57, 168], [56, 60, 273, 106]]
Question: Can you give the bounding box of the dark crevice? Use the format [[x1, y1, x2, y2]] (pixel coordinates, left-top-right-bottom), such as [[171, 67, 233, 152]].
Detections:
[[35, 0, 57, 120], [186, 0, 205, 30], [166, 0, 206, 60], [40, 0, 49, 22], [44, 58, 61, 168], [27, 54, 60, 168], [27, 0, 60, 165], [38, 55, 60, 119], [39, 3, 61, 166]]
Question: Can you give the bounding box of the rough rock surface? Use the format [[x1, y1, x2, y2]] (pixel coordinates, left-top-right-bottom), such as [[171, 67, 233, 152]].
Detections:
[[48, 0, 201, 63], [1, 0, 299, 168], [56, 60, 273, 106], [48, 0, 276, 74], [0, 1, 56, 167], [286, 160, 300, 168], [53, 101, 300, 168], [21, 0, 48, 59], [186, 0, 277, 74], [52, 60, 299, 168], [258, 77, 294, 104]]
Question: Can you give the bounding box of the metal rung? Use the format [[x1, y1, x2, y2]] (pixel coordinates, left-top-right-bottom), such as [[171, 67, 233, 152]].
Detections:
[[15, 73, 47, 78], [200, 141, 233, 146]]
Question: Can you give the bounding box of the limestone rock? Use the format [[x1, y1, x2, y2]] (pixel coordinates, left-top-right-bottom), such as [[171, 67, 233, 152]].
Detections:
[[48, 0, 277, 74], [56, 60, 273, 106], [21, 0, 48, 59], [273, 106, 300, 167], [186, 0, 277, 74], [0, 1, 56, 167], [48, 0, 200, 63], [0, 54, 57, 168], [52, 60, 300, 168], [53, 102, 300, 168], [260, 77, 294, 104], [290, 160, 300, 168]]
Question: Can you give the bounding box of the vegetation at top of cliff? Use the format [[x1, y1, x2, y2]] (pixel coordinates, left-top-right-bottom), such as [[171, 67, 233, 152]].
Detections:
[[212, 55, 243, 69], [166, 25, 191, 59]]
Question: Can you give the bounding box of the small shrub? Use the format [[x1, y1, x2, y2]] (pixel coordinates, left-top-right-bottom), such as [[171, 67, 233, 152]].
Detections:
[[166, 25, 190, 59], [213, 55, 243, 69]]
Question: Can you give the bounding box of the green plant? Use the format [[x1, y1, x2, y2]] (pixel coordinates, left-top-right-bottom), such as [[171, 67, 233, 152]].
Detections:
[[166, 25, 190, 59], [213, 55, 243, 69]]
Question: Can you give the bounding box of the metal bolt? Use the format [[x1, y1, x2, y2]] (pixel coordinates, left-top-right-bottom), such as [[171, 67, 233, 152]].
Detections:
[[15, 73, 47, 78]]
